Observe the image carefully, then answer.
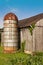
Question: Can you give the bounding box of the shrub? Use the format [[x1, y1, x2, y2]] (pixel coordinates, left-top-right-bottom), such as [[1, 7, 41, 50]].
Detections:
[[21, 40, 26, 52], [28, 23, 35, 35]]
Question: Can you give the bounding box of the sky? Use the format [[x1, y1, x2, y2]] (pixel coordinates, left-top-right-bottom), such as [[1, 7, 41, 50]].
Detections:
[[0, 0, 43, 28]]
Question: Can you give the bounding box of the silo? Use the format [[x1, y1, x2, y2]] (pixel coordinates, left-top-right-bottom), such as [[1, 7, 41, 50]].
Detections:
[[3, 13, 18, 53]]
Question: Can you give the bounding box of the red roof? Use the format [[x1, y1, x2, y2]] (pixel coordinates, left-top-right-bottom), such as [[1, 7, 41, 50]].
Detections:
[[4, 13, 18, 21]]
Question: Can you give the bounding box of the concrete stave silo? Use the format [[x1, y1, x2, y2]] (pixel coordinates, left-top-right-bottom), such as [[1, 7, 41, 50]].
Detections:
[[3, 13, 18, 53]]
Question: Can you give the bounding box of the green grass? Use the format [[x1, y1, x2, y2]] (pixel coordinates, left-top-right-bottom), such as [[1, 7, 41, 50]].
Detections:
[[0, 47, 43, 65], [0, 46, 3, 53]]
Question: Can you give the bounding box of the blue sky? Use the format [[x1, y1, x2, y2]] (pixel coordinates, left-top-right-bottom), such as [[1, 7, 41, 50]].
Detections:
[[0, 0, 43, 28]]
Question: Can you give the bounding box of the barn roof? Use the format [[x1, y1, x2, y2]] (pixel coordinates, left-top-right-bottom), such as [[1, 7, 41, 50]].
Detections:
[[18, 13, 43, 28]]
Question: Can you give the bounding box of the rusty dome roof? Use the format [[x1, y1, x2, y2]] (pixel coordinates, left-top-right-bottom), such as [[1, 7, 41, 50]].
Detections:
[[4, 13, 18, 21]]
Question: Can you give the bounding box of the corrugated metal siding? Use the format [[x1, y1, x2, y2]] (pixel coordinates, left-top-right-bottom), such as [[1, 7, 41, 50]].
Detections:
[[4, 20, 18, 53]]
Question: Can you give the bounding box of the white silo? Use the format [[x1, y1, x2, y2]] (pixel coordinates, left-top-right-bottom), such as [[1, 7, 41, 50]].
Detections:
[[4, 13, 18, 53]]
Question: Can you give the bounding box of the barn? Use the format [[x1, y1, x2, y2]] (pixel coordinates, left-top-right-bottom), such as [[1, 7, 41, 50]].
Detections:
[[0, 13, 43, 53]]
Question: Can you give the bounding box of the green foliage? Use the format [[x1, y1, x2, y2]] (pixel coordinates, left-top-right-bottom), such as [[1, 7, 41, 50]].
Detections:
[[0, 33, 1, 46], [0, 46, 3, 53], [21, 40, 26, 52], [0, 47, 43, 65], [9, 59, 15, 65], [0, 52, 43, 65], [0, 33, 1, 40], [34, 52, 43, 56], [28, 23, 35, 35]]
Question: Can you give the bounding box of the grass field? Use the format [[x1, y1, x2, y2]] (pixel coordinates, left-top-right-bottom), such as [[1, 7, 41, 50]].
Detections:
[[0, 47, 43, 65]]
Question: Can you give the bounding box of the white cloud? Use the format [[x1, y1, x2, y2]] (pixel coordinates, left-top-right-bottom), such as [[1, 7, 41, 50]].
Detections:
[[3, 7, 19, 14], [10, 8, 18, 12], [7, 8, 18, 13]]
